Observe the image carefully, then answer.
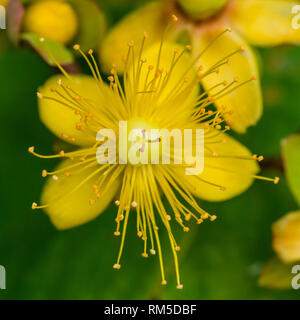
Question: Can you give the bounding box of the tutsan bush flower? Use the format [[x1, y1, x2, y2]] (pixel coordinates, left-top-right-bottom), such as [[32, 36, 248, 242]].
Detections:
[[29, 17, 279, 288]]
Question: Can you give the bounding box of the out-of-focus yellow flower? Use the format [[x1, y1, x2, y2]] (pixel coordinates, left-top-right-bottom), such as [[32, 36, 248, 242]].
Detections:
[[29, 21, 278, 287], [6, 0, 105, 65], [177, 0, 227, 19], [100, 0, 300, 132], [23, 0, 78, 44], [272, 211, 300, 263]]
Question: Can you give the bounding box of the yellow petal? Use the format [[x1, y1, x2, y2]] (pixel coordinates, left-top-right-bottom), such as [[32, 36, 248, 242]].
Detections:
[[180, 131, 259, 201], [38, 74, 103, 147], [194, 29, 262, 132], [41, 158, 121, 229], [272, 211, 300, 263], [129, 42, 198, 122], [99, 1, 168, 73], [231, 0, 300, 46]]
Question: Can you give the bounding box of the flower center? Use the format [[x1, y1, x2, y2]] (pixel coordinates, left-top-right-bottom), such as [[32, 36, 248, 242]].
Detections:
[[119, 118, 160, 166], [177, 0, 228, 20]]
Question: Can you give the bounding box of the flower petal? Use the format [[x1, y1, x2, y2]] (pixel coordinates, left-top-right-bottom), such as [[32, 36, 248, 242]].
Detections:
[[38, 74, 104, 147], [129, 42, 198, 121], [194, 29, 262, 132], [99, 1, 168, 73], [41, 158, 120, 229], [272, 211, 300, 263], [180, 131, 259, 201], [231, 0, 300, 46]]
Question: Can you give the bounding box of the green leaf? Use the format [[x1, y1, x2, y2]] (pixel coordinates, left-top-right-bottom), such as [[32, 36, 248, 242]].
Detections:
[[20, 32, 74, 66], [69, 0, 106, 52], [258, 257, 295, 290], [282, 134, 300, 206]]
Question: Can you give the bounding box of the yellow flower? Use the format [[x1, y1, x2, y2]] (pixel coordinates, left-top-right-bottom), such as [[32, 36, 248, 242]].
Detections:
[[100, 0, 300, 132], [23, 0, 79, 44], [30, 20, 278, 288], [272, 211, 300, 263]]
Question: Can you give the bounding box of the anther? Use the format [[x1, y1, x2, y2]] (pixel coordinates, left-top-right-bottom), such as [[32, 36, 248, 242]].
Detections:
[[142, 253, 148, 258], [185, 45, 192, 51], [73, 44, 80, 51], [37, 92, 43, 99], [161, 280, 167, 285], [274, 177, 280, 184], [150, 249, 156, 255], [197, 219, 203, 224], [28, 146, 35, 153], [185, 214, 191, 221], [52, 175, 58, 181], [60, 150, 65, 157], [39, 37, 45, 42], [210, 215, 217, 221], [42, 170, 47, 177], [131, 201, 138, 208], [32, 202, 38, 210], [251, 75, 257, 80], [88, 49, 93, 55], [115, 200, 120, 206], [177, 284, 183, 290], [201, 213, 209, 219], [166, 215, 171, 221], [137, 231, 143, 238], [257, 155, 264, 162], [89, 199, 95, 206], [183, 227, 189, 232], [172, 14, 178, 22], [113, 264, 121, 270], [175, 246, 180, 252], [114, 231, 120, 236]]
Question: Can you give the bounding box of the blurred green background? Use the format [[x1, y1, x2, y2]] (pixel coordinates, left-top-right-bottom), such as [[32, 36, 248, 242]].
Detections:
[[0, 0, 300, 299]]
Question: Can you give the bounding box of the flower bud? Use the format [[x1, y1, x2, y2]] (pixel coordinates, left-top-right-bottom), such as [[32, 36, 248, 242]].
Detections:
[[272, 211, 300, 263], [23, 0, 78, 44], [177, 0, 227, 20]]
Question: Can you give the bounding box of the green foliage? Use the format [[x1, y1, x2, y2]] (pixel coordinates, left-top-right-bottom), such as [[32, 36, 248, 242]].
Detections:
[[282, 134, 300, 206], [21, 33, 74, 66]]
